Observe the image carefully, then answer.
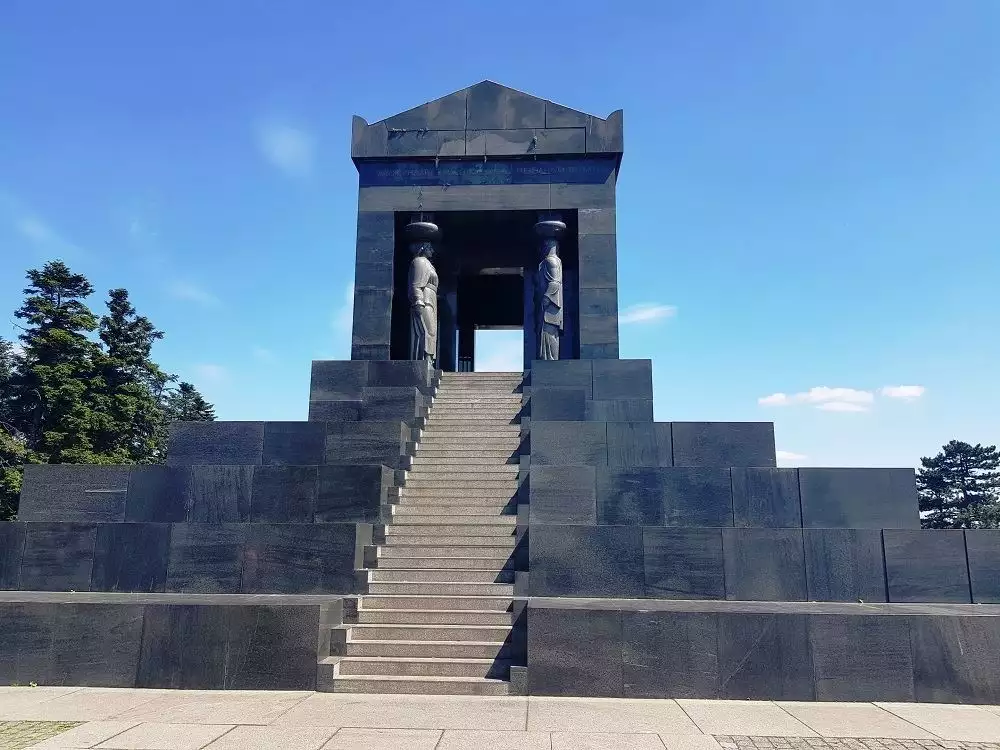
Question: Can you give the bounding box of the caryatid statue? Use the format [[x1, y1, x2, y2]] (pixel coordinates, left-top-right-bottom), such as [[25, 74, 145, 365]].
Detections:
[[406, 219, 440, 365], [534, 219, 566, 361]]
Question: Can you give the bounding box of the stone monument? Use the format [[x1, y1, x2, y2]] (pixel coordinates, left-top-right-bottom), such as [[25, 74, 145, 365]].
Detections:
[[535, 219, 565, 360], [1, 81, 999, 702]]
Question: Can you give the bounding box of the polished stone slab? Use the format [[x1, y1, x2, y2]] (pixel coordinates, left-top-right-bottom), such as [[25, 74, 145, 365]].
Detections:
[[622, 611, 720, 698], [671, 423, 776, 469], [185, 466, 252, 523], [167, 422, 264, 466], [529, 525, 642, 597], [19, 465, 130, 522], [91, 523, 171, 593], [909, 615, 1000, 703], [528, 607, 624, 697], [809, 615, 915, 701], [20, 523, 98, 591], [717, 613, 813, 700], [165, 524, 247, 594], [883, 529, 971, 603], [261, 422, 326, 466], [241, 524, 356, 594], [643, 528, 725, 599], [250, 466, 317, 523], [530, 422, 607, 466], [798, 468, 919, 529], [723, 529, 807, 601], [0, 523, 25, 590], [529, 466, 597, 525], [731, 468, 801, 528], [803, 528, 887, 603], [965, 529, 1000, 603]]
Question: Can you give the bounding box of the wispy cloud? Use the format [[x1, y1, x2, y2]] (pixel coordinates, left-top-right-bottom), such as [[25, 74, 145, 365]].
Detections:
[[193, 363, 228, 383], [252, 347, 276, 363], [776, 450, 807, 462], [167, 281, 220, 307], [880, 385, 926, 400], [759, 386, 875, 412], [255, 122, 315, 177], [620, 303, 677, 325], [14, 214, 82, 258]]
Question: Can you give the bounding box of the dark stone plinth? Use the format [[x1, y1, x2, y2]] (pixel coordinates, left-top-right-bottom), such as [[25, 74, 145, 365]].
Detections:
[[884, 529, 971, 603], [623, 611, 719, 698], [0, 523, 25, 590], [606, 423, 671, 468], [808, 615, 915, 701], [186, 466, 252, 523], [262, 422, 326, 465], [671, 423, 777, 468], [530, 388, 586, 421], [125, 466, 188, 522], [166, 524, 246, 594], [910, 616, 1000, 703], [586, 399, 653, 422], [530, 360, 593, 397], [592, 360, 651, 400], [803, 528, 887, 603], [528, 606, 623, 697], [643, 527, 725, 599], [251, 466, 317, 522], [966, 530, 1000, 603], [799, 468, 918, 529], [92, 523, 170, 593], [723, 529, 806, 601], [597, 467, 732, 527], [368, 360, 434, 394], [316, 465, 389, 523], [167, 422, 264, 466], [732, 468, 801, 528], [20, 523, 97, 591], [307, 401, 361, 422], [19, 465, 129, 522], [530, 422, 607, 466], [529, 524, 642, 597], [325, 421, 407, 467], [309, 360, 368, 401], [224, 605, 319, 689], [242, 524, 356, 594], [137, 604, 229, 688], [718, 613, 814, 700], [360, 387, 424, 423], [597, 468, 666, 525], [529, 466, 597, 525]]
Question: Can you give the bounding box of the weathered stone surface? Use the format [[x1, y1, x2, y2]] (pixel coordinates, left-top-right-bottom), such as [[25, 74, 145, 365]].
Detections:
[[966, 529, 1000, 603], [731, 468, 801, 527], [19, 465, 129, 522], [185, 466, 252, 523], [623, 611, 719, 698], [718, 613, 814, 699], [803, 528, 887, 603], [808, 615, 915, 701], [165, 524, 246, 594], [529, 466, 596, 525], [672, 423, 777, 468], [167, 422, 264, 466], [315, 465, 388, 524], [20, 523, 97, 591], [528, 606, 623, 696], [799, 467, 919, 529], [723, 529, 806, 601], [643, 527, 725, 599], [91, 523, 170, 593], [883, 529, 971, 603], [529, 524, 642, 597]]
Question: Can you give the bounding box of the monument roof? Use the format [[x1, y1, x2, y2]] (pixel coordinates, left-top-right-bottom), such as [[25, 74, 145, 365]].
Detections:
[[352, 80, 623, 161]]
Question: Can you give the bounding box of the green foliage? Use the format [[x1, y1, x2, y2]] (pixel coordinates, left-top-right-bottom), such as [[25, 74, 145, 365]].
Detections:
[[0, 261, 216, 519], [918, 440, 1000, 529]]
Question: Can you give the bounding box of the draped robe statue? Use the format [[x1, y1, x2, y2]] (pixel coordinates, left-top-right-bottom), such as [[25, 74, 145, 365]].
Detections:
[[408, 241, 439, 364], [536, 239, 563, 361]]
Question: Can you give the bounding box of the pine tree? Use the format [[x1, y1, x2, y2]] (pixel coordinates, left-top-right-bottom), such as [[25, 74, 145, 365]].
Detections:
[[0, 338, 29, 519], [918, 440, 1000, 529], [162, 382, 216, 422]]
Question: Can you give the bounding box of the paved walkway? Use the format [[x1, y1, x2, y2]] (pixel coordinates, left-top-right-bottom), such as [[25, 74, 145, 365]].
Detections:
[[1, 688, 999, 749]]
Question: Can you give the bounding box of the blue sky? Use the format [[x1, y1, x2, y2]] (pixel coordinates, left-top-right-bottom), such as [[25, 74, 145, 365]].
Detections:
[[2, 1, 998, 468]]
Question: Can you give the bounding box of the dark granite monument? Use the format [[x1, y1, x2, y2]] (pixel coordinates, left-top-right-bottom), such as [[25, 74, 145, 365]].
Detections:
[[1, 81, 999, 700]]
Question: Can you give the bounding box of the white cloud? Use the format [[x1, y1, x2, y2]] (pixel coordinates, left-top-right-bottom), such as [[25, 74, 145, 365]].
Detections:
[[15, 215, 81, 257], [193, 363, 228, 383], [474, 330, 524, 372], [168, 281, 220, 307], [880, 385, 925, 400], [758, 386, 874, 412], [252, 347, 276, 363], [619, 303, 677, 325], [776, 450, 807, 462], [256, 122, 315, 177]]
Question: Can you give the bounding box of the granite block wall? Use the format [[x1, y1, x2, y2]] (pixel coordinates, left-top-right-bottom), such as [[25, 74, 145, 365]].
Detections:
[[308, 360, 432, 424]]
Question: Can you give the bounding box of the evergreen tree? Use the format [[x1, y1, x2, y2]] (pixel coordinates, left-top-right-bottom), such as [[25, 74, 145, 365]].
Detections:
[[162, 382, 216, 422], [0, 338, 28, 519], [918, 440, 1000, 529]]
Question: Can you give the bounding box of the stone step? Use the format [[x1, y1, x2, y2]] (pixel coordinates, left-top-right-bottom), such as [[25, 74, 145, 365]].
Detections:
[[329, 673, 509, 696], [403, 483, 519, 493], [394, 496, 516, 507], [376, 544, 513, 558], [411, 459, 520, 469], [391, 505, 516, 518], [408, 463, 520, 473], [416, 439, 522, 449], [398, 487, 517, 498], [334, 655, 510, 679], [359, 595, 512, 611], [415, 449, 519, 459], [390, 515, 517, 526], [368, 569, 513, 584], [342, 639, 513, 660], [349, 623, 511, 642], [385, 524, 515, 537], [426, 417, 518, 424], [383, 534, 517, 546], [356, 609, 512, 626], [365, 582, 515, 596], [374, 556, 514, 571]]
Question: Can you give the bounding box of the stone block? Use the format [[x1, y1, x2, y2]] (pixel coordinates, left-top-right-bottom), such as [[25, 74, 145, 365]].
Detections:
[[506, 88, 545, 128], [586, 111, 625, 153], [351, 117, 388, 158], [660, 467, 734, 527], [623, 611, 720, 698], [723, 529, 806, 601], [465, 80, 505, 129], [325, 421, 407, 466], [166, 422, 264, 466], [225, 605, 318, 689], [529, 466, 596, 525], [20, 522, 97, 591], [530, 421, 606, 466], [125, 466, 188, 522], [809, 615, 915, 701], [579, 342, 620, 359], [966, 529, 1000, 603], [530, 359, 593, 396], [884, 529, 971, 603], [242, 523, 356, 594], [351, 289, 392, 347], [545, 100, 590, 128], [185, 466, 253, 523], [717, 613, 814, 700], [19, 465, 129, 522], [528, 606, 623, 696], [351, 344, 390, 361], [534, 128, 587, 155], [586, 399, 654, 422], [355, 236, 394, 268], [308, 401, 362, 422], [578, 208, 616, 235], [368, 360, 434, 392], [262, 421, 326, 465], [50, 603, 145, 686], [578, 315, 619, 350], [643, 527, 725, 599], [910, 616, 1000, 703], [353, 261, 394, 290], [316, 465, 388, 523], [91, 523, 170, 593], [309, 360, 369, 402], [551, 181, 616, 209], [606, 423, 669, 467], [0, 522, 25, 589], [386, 129, 465, 157], [529, 524, 643, 597], [671, 422, 777, 468], [137, 604, 230, 688], [360, 387, 423, 422], [356, 210, 394, 244], [384, 87, 468, 131], [798, 467, 918, 529], [592, 360, 652, 401], [803, 528, 887, 602], [579, 287, 618, 316], [530, 388, 586, 421], [731, 468, 801, 527], [597, 468, 665, 525], [578, 234, 618, 288], [251, 465, 317, 522], [165, 524, 246, 593], [466, 128, 532, 156]]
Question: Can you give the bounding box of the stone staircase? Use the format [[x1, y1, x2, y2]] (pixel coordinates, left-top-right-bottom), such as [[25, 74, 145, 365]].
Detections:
[[325, 371, 524, 694]]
